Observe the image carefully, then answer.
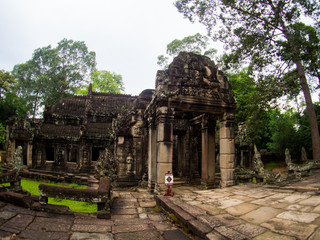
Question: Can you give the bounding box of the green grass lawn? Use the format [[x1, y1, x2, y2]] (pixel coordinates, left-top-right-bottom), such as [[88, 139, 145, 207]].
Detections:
[[4, 178, 97, 213]]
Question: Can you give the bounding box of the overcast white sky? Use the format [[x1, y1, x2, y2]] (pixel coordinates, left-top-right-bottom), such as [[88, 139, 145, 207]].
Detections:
[[0, 0, 221, 95]]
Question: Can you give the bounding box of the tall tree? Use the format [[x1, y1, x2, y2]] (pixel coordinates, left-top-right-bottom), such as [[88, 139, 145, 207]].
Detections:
[[0, 70, 27, 149], [0, 70, 15, 99], [13, 39, 96, 118], [157, 33, 217, 69], [175, 0, 320, 161], [76, 70, 124, 95]]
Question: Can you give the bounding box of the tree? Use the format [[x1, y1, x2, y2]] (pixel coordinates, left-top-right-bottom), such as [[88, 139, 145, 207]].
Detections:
[[0, 71, 27, 149], [267, 109, 300, 157], [175, 0, 320, 161], [76, 70, 124, 95], [228, 68, 273, 149], [13, 39, 96, 118], [0, 70, 15, 99], [157, 33, 217, 69]]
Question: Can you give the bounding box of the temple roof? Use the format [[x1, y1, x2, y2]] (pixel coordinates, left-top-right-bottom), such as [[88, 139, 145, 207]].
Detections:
[[40, 124, 81, 138]]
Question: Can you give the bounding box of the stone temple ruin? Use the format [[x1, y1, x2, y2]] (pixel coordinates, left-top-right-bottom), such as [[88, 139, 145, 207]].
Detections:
[[4, 52, 237, 192]]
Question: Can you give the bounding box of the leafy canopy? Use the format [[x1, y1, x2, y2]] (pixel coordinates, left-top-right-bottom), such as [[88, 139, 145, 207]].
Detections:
[[0, 70, 15, 99], [157, 33, 217, 69], [175, 0, 320, 160], [13, 38, 96, 118], [76, 70, 124, 95]]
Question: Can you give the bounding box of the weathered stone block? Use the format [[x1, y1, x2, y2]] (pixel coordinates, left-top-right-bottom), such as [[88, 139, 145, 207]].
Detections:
[[219, 126, 235, 139], [220, 155, 236, 169], [156, 142, 173, 163], [220, 139, 235, 154], [220, 169, 235, 182]]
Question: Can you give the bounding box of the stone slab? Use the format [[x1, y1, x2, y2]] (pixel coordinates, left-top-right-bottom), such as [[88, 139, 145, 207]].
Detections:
[[216, 197, 244, 209], [261, 217, 318, 239], [215, 226, 247, 240], [152, 221, 177, 231], [112, 200, 137, 209], [277, 210, 320, 223], [281, 193, 310, 203], [27, 216, 73, 232], [170, 197, 206, 216], [113, 218, 151, 226], [19, 230, 70, 240], [74, 218, 114, 226], [111, 208, 138, 215], [112, 223, 153, 234], [162, 229, 191, 240], [231, 223, 266, 238], [187, 219, 212, 238], [252, 230, 296, 240], [71, 224, 111, 233], [71, 232, 113, 240], [226, 202, 259, 216], [196, 203, 225, 215], [111, 214, 139, 220], [0, 214, 34, 231], [241, 206, 283, 224], [308, 227, 320, 240], [0, 230, 11, 239], [147, 213, 166, 221], [299, 196, 320, 206], [138, 200, 156, 208], [0, 211, 17, 220], [114, 230, 160, 240]]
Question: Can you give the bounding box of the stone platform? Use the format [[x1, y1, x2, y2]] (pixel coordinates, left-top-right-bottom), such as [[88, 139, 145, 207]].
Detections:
[[0, 169, 320, 239], [157, 169, 320, 239], [0, 189, 190, 240]]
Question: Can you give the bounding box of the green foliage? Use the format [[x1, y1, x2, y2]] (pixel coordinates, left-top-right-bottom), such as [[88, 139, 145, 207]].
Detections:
[[157, 33, 217, 69], [13, 38, 96, 118], [266, 103, 320, 159], [0, 92, 27, 149], [0, 70, 15, 99], [175, 0, 320, 160], [228, 68, 272, 149], [76, 70, 124, 94], [252, 177, 257, 184], [0, 123, 5, 149], [16, 178, 97, 213], [267, 109, 300, 157]]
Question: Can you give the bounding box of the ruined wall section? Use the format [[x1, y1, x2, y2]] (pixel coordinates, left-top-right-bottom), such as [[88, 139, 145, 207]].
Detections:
[[113, 89, 153, 186]]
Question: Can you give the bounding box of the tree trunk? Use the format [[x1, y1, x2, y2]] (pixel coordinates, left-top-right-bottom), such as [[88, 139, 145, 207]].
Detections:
[[33, 89, 40, 120], [295, 60, 320, 161]]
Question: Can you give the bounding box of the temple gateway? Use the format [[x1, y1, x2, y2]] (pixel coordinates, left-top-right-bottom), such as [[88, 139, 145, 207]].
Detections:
[[5, 52, 236, 192]]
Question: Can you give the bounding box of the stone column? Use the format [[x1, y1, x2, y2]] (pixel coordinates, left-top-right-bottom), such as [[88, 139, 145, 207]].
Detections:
[[201, 116, 216, 188], [155, 107, 173, 193], [27, 142, 33, 167], [147, 123, 157, 192], [219, 112, 236, 187]]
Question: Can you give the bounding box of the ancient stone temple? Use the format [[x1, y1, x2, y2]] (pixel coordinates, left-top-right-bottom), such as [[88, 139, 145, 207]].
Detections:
[[5, 52, 236, 190]]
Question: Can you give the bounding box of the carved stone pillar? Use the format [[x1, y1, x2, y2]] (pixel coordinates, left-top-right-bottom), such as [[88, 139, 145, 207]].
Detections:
[[27, 142, 33, 167], [147, 122, 157, 192], [201, 115, 216, 188], [155, 107, 174, 193], [219, 112, 236, 187]]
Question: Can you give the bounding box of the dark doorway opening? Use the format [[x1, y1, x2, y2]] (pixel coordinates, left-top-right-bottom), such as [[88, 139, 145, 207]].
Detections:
[[45, 147, 55, 161]]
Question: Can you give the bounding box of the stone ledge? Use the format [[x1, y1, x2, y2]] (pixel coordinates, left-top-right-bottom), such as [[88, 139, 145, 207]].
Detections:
[[155, 195, 249, 240]]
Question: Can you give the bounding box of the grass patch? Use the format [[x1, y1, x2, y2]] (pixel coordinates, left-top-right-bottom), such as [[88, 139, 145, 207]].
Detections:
[[3, 178, 97, 213], [264, 162, 281, 170]]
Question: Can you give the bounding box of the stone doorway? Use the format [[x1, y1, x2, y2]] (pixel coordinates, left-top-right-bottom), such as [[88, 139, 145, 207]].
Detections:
[[146, 52, 236, 192], [15, 140, 28, 166]]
